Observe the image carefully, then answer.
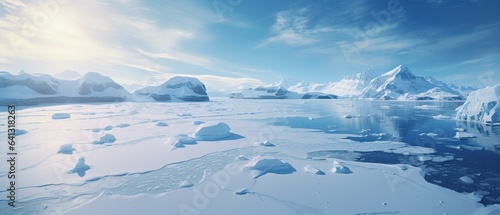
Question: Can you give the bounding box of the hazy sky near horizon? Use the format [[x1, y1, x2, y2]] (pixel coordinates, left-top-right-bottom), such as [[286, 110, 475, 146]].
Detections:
[[1, 0, 499, 92]]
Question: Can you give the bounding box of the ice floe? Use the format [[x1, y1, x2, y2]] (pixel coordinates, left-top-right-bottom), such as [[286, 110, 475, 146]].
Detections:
[[68, 157, 90, 177], [93, 134, 117, 144], [459, 176, 474, 184], [52, 113, 71, 119], [453, 132, 476, 139], [58, 144, 75, 155]]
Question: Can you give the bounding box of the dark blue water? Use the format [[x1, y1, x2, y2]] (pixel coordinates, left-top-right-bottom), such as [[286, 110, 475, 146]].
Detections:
[[269, 101, 500, 205]]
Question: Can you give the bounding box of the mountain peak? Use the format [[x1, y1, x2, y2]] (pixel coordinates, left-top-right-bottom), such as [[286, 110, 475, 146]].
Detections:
[[383, 64, 416, 81]]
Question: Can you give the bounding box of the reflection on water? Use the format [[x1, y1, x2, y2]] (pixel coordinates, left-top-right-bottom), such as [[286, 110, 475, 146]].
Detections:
[[271, 100, 500, 205]]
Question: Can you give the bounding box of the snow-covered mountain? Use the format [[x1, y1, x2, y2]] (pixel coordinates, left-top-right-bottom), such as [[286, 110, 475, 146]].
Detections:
[[0, 71, 130, 105], [133, 76, 209, 102], [322, 71, 375, 97], [230, 85, 302, 99], [360, 65, 463, 100], [456, 84, 500, 124]]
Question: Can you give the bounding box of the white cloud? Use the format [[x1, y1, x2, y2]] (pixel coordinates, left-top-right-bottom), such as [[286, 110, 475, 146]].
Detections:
[[257, 8, 332, 48]]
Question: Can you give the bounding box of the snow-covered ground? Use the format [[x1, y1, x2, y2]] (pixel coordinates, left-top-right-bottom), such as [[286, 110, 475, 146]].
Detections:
[[0, 99, 499, 215]]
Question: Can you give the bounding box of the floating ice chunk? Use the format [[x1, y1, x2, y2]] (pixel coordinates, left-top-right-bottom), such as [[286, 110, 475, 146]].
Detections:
[[415, 105, 439, 109], [256, 140, 275, 147], [167, 134, 197, 149], [156, 122, 168, 127], [427, 133, 439, 137], [453, 132, 476, 139], [58, 144, 75, 155], [235, 188, 249, 195], [178, 113, 193, 117], [68, 157, 90, 177], [244, 158, 296, 179], [116, 123, 130, 128], [433, 114, 451, 119], [344, 115, 354, 119], [304, 165, 325, 175], [418, 155, 433, 162], [454, 128, 466, 132], [432, 155, 454, 162], [459, 176, 474, 184], [194, 122, 231, 141], [179, 180, 193, 188], [52, 113, 71, 119], [236, 155, 249, 161], [331, 161, 352, 174], [192, 121, 205, 125], [380, 105, 390, 109], [15, 129, 27, 136], [93, 134, 116, 144]]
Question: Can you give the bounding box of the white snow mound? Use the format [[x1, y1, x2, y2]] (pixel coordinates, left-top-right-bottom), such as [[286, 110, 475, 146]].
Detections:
[[331, 160, 352, 174], [304, 165, 325, 175], [244, 158, 296, 178], [167, 134, 197, 149], [194, 122, 231, 140]]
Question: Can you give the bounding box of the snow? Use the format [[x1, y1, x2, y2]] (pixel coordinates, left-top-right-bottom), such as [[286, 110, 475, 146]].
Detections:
[[57, 144, 75, 155], [167, 134, 198, 149], [194, 122, 231, 140], [330, 160, 352, 174], [244, 157, 297, 178], [1, 99, 496, 215], [456, 84, 500, 124], [93, 134, 117, 144], [52, 113, 71, 119]]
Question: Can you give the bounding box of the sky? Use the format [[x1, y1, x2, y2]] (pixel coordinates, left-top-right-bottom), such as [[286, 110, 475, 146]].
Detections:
[[0, 0, 499, 93]]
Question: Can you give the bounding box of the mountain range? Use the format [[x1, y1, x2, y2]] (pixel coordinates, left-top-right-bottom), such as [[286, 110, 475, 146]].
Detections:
[[262, 65, 477, 100], [0, 64, 479, 104]]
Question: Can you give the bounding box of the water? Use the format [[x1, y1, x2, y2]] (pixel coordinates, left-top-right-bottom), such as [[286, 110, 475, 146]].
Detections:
[[270, 100, 500, 205]]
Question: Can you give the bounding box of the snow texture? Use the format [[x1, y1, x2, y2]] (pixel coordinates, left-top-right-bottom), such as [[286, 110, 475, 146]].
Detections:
[[52, 113, 71, 119]]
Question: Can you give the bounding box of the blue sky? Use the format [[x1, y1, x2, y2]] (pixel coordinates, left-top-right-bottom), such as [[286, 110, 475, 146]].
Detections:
[[0, 0, 499, 92]]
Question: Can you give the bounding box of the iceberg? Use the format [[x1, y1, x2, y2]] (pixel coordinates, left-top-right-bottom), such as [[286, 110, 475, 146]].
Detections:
[[456, 84, 500, 124]]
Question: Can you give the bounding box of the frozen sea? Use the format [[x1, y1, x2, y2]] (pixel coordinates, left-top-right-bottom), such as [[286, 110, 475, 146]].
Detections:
[[0, 99, 499, 214]]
